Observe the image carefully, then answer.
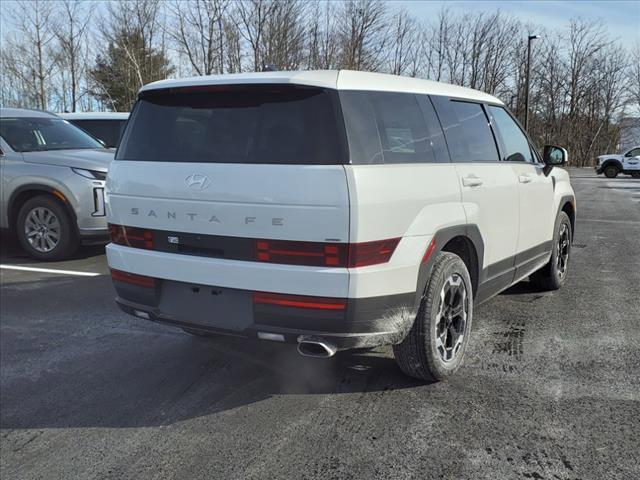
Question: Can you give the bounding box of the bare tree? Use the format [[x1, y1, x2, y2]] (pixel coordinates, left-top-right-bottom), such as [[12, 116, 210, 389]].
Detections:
[[307, 1, 340, 69], [2, 0, 58, 109], [388, 8, 420, 76], [55, 0, 91, 111], [337, 0, 390, 71], [168, 0, 229, 76]]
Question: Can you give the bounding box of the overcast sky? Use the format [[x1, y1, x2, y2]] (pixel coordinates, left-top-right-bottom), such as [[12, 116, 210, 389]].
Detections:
[[398, 0, 639, 41]]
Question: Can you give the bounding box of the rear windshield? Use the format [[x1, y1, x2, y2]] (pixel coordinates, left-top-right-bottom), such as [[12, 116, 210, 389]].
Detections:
[[0, 117, 103, 152], [117, 85, 346, 164]]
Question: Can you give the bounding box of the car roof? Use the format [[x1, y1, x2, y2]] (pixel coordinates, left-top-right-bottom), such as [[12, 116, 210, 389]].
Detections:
[[0, 107, 58, 119], [140, 70, 504, 105], [58, 112, 129, 120]]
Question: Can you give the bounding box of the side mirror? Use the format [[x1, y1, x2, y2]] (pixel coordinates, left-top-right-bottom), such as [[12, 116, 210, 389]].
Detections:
[[542, 145, 568, 176], [97, 138, 107, 147]]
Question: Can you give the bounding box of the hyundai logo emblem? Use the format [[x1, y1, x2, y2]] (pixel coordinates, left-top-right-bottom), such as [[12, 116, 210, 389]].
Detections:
[[185, 174, 211, 190]]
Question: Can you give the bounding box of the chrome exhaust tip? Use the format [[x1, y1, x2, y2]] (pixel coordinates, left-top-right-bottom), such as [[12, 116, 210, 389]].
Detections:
[[297, 339, 337, 358]]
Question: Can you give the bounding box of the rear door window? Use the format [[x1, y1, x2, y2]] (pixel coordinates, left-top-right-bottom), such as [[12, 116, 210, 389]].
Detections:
[[432, 98, 500, 162], [117, 85, 346, 165], [488, 106, 533, 163]]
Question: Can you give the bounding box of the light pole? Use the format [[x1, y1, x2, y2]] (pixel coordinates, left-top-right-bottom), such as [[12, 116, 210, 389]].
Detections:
[[524, 34, 540, 132]]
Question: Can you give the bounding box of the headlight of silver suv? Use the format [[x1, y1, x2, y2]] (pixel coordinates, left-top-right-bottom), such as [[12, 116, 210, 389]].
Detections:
[[71, 167, 107, 181]]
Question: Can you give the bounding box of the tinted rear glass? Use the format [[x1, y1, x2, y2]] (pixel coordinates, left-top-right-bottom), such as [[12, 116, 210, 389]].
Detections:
[[117, 85, 346, 164], [72, 119, 126, 148]]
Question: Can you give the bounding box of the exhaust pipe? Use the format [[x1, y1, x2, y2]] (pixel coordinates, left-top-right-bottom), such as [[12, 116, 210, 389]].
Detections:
[[297, 339, 337, 358]]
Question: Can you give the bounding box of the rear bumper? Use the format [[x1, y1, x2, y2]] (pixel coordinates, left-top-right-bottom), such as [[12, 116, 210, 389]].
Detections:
[[113, 277, 417, 350], [595, 166, 603, 174]]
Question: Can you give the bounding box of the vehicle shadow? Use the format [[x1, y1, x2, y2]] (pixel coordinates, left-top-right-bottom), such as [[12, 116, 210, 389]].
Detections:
[[1, 275, 425, 431], [0, 231, 106, 263]]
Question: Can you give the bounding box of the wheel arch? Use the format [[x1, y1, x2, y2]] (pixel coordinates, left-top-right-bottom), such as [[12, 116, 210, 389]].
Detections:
[[601, 159, 622, 171], [414, 225, 484, 308], [557, 195, 576, 241], [8, 184, 78, 233]]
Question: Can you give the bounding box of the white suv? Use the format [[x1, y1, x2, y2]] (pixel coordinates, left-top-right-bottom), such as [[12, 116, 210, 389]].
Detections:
[[106, 71, 576, 381]]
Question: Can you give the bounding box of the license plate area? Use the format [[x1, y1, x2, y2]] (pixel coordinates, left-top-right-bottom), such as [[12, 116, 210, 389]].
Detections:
[[159, 281, 253, 331]]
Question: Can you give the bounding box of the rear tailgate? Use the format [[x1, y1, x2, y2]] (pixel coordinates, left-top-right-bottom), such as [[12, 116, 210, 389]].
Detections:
[[105, 83, 351, 297]]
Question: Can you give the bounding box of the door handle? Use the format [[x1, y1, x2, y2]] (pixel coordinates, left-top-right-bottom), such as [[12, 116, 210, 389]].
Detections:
[[518, 174, 533, 184], [462, 175, 483, 187]]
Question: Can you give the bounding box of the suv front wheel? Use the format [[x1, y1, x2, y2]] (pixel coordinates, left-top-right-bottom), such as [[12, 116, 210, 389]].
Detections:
[[16, 195, 79, 260], [393, 252, 473, 381], [604, 164, 619, 178], [530, 211, 572, 291]]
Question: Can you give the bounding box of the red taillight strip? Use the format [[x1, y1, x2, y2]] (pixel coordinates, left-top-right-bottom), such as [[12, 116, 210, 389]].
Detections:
[[111, 269, 156, 288], [253, 292, 347, 310], [109, 224, 154, 250], [421, 237, 437, 264]]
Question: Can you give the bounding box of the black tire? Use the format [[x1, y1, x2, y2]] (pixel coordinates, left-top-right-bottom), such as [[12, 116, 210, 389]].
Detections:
[[393, 252, 473, 382], [604, 165, 619, 178], [530, 211, 572, 291], [631, 171, 640, 179], [16, 195, 79, 261], [181, 327, 218, 338]]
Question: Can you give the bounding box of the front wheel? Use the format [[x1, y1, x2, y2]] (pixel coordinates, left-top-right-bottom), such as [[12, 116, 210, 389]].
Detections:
[[393, 252, 473, 381], [530, 211, 572, 291], [604, 165, 619, 178], [631, 171, 640, 179], [16, 195, 79, 261]]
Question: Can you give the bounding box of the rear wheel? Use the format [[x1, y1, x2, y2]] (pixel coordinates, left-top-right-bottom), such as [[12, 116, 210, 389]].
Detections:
[[631, 171, 640, 178], [393, 252, 473, 381], [604, 165, 619, 178], [530, 211, 571, 291], [16, 195, 79, 260]]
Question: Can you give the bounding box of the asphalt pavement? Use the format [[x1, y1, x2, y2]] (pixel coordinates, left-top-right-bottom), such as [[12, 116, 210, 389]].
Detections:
[[1, 169, 639, 480]]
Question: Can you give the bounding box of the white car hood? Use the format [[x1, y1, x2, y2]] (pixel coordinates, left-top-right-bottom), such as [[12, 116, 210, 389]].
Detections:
[[22, 148, 113, 172]]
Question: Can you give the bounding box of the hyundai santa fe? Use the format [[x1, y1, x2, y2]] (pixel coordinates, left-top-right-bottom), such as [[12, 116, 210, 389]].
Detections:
[[106, 70, 575, 381]]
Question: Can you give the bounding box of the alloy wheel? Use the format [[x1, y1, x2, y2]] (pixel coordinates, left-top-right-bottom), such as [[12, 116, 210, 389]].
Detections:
[[24, 207, 61, 253], [435, 273, 468, 363]]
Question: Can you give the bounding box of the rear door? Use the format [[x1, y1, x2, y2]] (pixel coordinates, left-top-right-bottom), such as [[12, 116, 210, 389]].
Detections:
[[487, 106, 554, 273], [432, 97, 520, 289], [107, 85, 350, 247]]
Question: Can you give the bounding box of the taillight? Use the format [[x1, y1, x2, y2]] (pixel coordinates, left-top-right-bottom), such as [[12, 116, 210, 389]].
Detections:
[[109, 224, 154, 249], [348, 238, 401, 268], [253, 292, 346, 310], [254, 239, 348, 267], [110, 269, 156, 288], [254, 238, 400, 268]]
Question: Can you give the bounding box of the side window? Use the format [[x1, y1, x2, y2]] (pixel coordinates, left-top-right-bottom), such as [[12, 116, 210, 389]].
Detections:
[[368, 92, 434, 164], [488, 106, 533, 163], [626, 148, 640, 157], [339, 91, 384, 164], [431, 97, 500, 162], [340, 91, 448, 165]]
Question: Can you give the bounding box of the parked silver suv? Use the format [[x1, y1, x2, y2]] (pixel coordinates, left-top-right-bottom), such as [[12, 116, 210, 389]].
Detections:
[[0, 108, 114, 260]]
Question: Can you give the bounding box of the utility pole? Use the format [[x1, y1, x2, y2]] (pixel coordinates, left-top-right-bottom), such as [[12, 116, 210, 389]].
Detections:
[[524, 35, 540, 132]]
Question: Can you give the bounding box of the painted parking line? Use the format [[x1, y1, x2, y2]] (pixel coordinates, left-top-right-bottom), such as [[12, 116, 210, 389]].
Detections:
[[0, 265, 102, 277]]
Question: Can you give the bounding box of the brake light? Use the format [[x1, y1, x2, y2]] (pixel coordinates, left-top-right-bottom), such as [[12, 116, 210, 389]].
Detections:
[[255, 239, 348, 267], [110, 269, 156, 288], [253, 292, 346, 310], [254, 238, 400, 268], [109, 224, 154, 249], [348, 238, 401, 268]]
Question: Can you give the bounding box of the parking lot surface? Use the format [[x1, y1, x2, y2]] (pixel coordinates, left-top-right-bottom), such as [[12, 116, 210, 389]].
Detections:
[[1, 170, 639, 480]]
